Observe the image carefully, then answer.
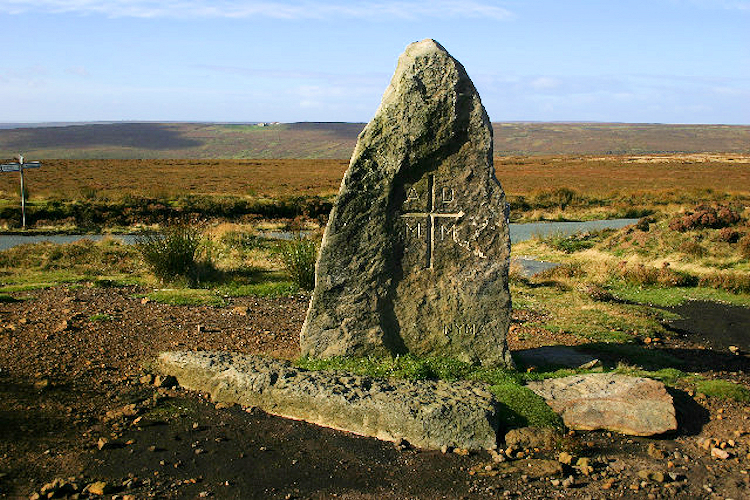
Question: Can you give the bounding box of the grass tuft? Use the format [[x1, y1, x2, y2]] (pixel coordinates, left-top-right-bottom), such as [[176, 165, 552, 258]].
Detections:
[[696, 379, 750, 402], [146, 289, 226, 307], [135, 223, 213, 286], [278, 236, 318, 290], [89, 313, 114, 322]]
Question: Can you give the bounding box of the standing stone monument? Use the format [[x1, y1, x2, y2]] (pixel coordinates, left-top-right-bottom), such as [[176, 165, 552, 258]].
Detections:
[[301, 39, 513, 367]]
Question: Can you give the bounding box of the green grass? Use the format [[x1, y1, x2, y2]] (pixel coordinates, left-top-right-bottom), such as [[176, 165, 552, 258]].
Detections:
[[490, 383, 563, 429], [0, 282, 56, 293], [608, 282, 750, 308], [278, 236, 318, 290], [696, 379, 750, 402], [89, 313, 114, 322], [511, 280, 671, 344], [0, 226, 313, 300], [611, 365, 692, 387], [220, 281, 299, 297], [146, 289, 226, 307]]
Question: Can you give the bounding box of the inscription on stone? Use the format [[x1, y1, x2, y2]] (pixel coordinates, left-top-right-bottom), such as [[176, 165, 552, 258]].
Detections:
[[400, 174, 464, 269], [444, 324, 478, 338]]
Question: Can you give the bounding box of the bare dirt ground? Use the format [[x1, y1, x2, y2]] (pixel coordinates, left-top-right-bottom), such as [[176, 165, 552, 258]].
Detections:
[[1, 285, 749, 499]]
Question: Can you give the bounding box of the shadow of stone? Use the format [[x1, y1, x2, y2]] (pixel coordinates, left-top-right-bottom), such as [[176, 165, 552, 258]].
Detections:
[[667, 387, 710, 436], [663, 300, 750, 352], [657, 346, 750, 374]]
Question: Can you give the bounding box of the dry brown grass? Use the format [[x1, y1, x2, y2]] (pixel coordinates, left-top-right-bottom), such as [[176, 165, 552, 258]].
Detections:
[[0, 159, 349, 200], [4, 155, 749, 202], [494, 155, 750, 196]]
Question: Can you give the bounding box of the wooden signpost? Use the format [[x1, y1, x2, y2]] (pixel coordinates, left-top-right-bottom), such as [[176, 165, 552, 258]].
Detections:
[[0, 154, 41, 228]]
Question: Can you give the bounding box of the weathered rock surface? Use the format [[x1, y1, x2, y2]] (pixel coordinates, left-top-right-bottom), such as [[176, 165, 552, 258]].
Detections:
[[300, 39, 512, 367], [526, 373, 677, 436], [156, 351, 500, 450]]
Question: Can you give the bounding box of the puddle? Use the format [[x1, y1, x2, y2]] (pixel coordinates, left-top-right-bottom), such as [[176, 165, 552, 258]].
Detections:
[[511, 257, 561, 278]]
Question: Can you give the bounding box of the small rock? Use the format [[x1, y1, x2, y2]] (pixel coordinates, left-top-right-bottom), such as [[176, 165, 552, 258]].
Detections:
[[489, 449, 506, 463], [601, 478, 616, 489], [711, 447, 730, 459], [215, 402, 230, 410], [453, 448, 470, 456], [729, 345, 740, 355], [33, 379, 50, 391], [558, 451, 574, 465], [97, 437, 111, 450], [141, 297, 151, 304], [647, 443, 665, 459], [576, 457, 593, 476], [87, 481, 109, 496], [440, 445, 449, 454], [562, 475, 575, 488], [139, 374, 154, 385], [668, 472, 683, 482], [394, 438, 409, 450], [232, 306, 248, 316]]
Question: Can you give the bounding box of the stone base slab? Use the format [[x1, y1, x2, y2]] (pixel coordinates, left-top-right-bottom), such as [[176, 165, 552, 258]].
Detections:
[[155, 351, 500, 451]]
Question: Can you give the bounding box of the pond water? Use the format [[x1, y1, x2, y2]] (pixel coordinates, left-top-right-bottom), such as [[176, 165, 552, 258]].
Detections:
[[0, 219, 638, 251], [0, 234, 138, 251], [508, 218, 639, 243]]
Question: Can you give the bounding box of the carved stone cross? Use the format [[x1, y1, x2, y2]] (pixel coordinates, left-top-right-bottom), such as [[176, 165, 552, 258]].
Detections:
[[400, 174, 464, 269]]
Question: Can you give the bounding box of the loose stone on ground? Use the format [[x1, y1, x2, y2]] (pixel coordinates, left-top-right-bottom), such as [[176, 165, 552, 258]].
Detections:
[[526, 373, 677, 436], [156, 351, 500, 451]]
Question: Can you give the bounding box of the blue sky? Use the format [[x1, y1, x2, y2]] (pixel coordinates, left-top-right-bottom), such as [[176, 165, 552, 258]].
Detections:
[[1, 1, 748, 124]]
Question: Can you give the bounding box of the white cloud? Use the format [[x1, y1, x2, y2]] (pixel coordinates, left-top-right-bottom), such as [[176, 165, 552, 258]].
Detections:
[[0, 0, 513, 20], [65, 66, 90, 78], [529, 77, 560, 90]]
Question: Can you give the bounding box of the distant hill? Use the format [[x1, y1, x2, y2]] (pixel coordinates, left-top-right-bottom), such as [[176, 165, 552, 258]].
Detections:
[[1, 122, 748, 159]]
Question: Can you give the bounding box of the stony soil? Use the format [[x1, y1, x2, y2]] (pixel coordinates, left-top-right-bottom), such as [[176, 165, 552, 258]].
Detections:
[[1, 285, 749, 499]]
